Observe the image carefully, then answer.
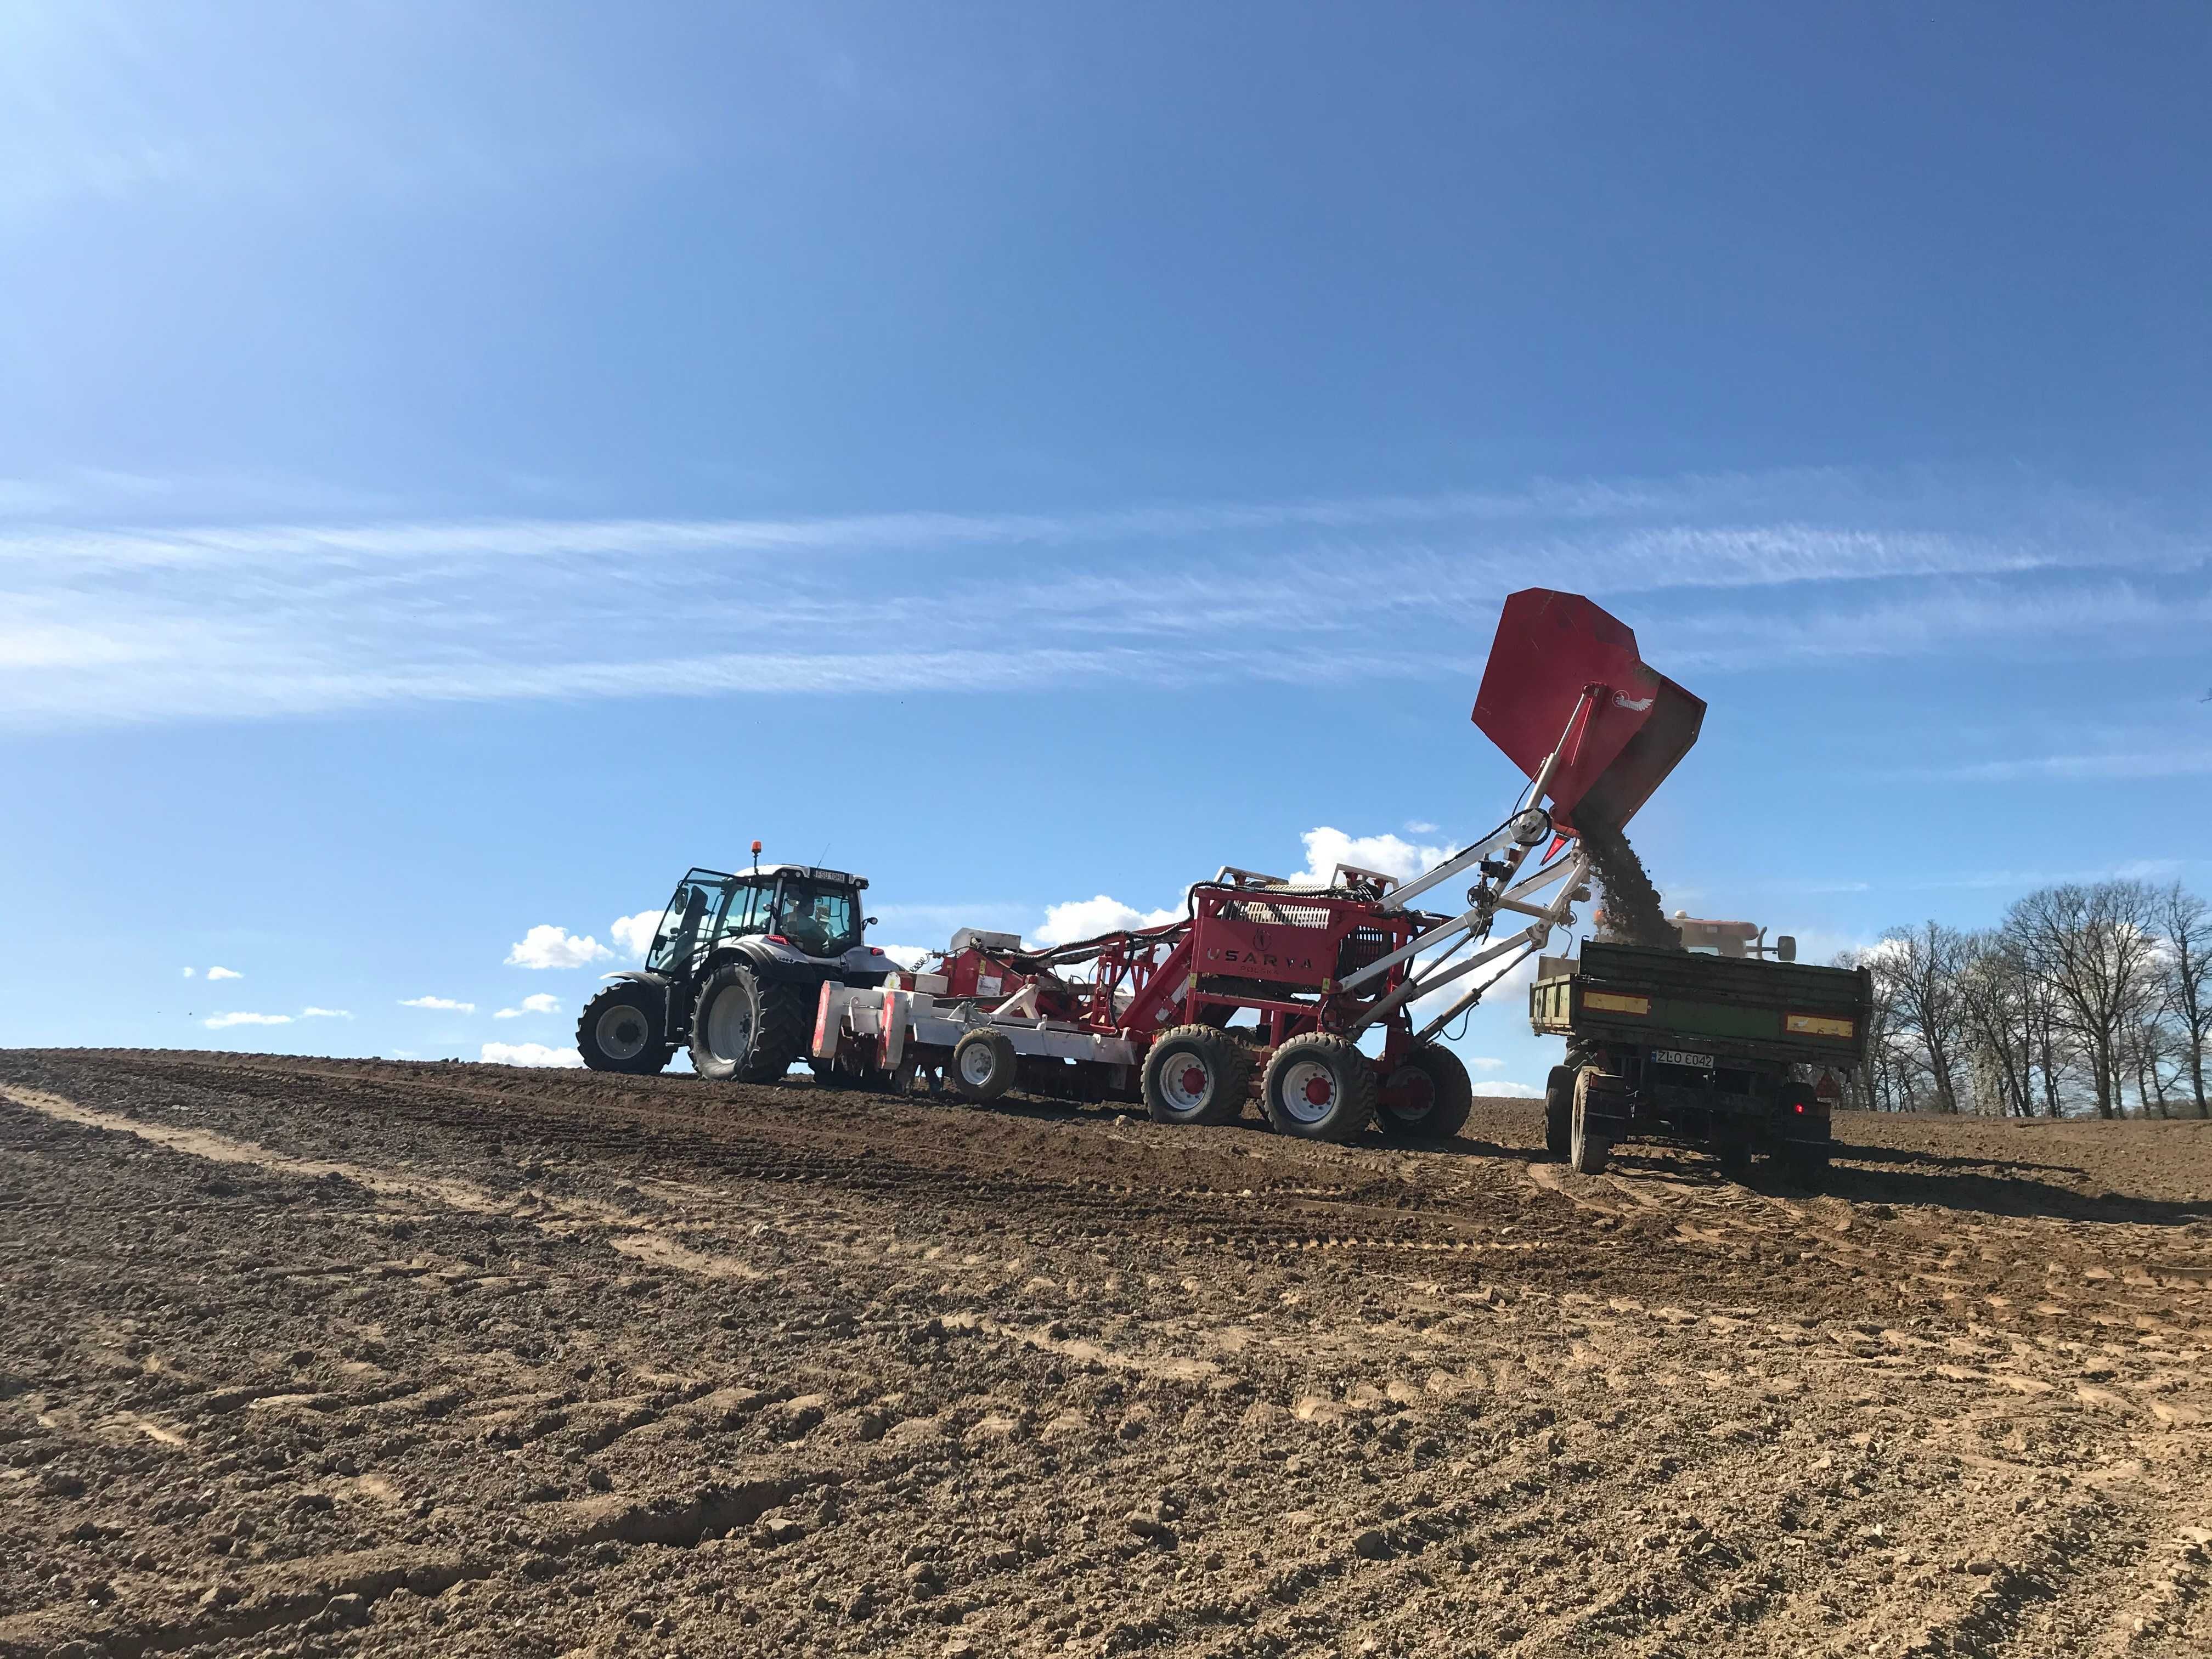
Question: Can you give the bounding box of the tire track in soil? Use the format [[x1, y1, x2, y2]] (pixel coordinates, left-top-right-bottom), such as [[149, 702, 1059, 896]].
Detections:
[[4, 1049, 2211, 1658]]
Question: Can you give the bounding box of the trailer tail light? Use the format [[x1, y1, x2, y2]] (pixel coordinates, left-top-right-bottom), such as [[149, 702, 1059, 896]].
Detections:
[[1792, 1101, 1805, 1114], [766, 934, 789, 945]]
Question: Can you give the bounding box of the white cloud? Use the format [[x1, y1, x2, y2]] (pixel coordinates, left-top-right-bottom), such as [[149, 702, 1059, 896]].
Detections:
[[182, 966, 195, 978], [1296, 827, 1457, 885], [1035, 895, 1181, 948], [505, 925, 613, 969], [1465, 1056, 1508, 1070], [1925, 749, 2212, 784], [480, 1041, 584, 1068], [205, 965, 242, 980], [494, 992, 563, 1020], [301, 1007, 353, 1019], [399, 995, 475, 1013], [879, 945, 934, 970], [609, 909, 664, 960], [1404, 820, 1440, 835], [2, 469, 2196, 731], [204, 1011, 291, 1029], [1479, 1081, 1544, 1099]]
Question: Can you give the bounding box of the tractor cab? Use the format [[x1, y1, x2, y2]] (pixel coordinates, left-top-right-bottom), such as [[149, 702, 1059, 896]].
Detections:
[[645, 865, 868, 973]]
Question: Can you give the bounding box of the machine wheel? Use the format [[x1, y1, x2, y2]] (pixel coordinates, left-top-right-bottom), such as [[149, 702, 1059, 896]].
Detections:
[[1715, 1133, 1753, 1179], [575, 984, 670, 1075], [1261, 1034, 1376, 1143], [1778, 1142, 1831, 1180], [1377, 1043, 1474, 1141], [950, 1029, 1018, 1102], [1568, 1069, 1612, 1175], [1543, 1064, 1575, 1160], [690, 966, 810, 1083], [1143, 1025, 1252, 1126]]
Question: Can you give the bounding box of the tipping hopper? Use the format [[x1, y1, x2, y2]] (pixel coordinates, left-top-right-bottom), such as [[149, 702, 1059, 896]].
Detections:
[[1472, 589, 1704, 835]]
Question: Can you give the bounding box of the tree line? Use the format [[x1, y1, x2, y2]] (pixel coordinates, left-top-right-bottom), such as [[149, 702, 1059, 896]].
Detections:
[[1834, 881, 2210, 1118]]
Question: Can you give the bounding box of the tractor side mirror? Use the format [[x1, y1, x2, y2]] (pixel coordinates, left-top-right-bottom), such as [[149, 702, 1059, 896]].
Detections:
[[865, 916, 878, 927], [1776, 935, 1797, 963]]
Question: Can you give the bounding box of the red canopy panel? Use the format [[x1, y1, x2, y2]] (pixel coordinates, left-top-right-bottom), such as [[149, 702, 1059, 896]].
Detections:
[[1472, 589, 1705, 835]]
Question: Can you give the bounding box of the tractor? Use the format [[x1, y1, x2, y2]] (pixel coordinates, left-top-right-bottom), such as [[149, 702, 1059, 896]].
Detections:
[[575, 855, 895, 1081]]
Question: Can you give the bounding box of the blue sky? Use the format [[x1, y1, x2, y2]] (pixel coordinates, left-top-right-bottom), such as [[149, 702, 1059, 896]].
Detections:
[[3, 2, 2207, 1088]]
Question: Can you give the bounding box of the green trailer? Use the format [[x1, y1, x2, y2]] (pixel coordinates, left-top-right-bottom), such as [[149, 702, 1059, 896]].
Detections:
[[1530, 941, 1872, 1178]]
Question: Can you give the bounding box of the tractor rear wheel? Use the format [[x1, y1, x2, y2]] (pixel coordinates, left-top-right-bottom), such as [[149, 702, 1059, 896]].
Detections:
[[690, 966, 810, 1083], [576, 984, 670, 1075], [950, 1029, 1018, 1102], [1261, 1034, 1375, 1143], [1543, 1064, 1575, 1160], [1143, 1025, 1252, 1126], [1377, 1043, 1474, 1141]]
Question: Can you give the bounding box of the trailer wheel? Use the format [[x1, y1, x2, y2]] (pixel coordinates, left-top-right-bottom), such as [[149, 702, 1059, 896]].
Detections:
[[1261, 1035, 1375, 1143], [1568, 1069, 1612, 1175], [1779, 1142, 1831, 1180], [1377, 1043, 1473, 1141], [1143, 1025, 1252, 1126], [576, 984, 670, 1076], [1543, 1065, 1575, 1160], [1716, 1135, 1752, 1178], [950, 1029, 1018, 1102], [690, 966, 810, 1083]]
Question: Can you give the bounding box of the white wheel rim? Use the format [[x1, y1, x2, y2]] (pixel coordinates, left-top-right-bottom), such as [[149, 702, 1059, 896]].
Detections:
[[1384, 1063, 1434, 1121], [959, 1044, 997, 1087], [1279, 1059, 1336, 1125], [705, 983, 755, 1064], [1159, 1050, 1212, 1114], [596, 1003, 651, 1063]]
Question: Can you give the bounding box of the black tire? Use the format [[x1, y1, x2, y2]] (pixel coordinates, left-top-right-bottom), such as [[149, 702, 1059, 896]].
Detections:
[[1261, 1034, 1376, 1143], [690, 965, 810, 1083], [1778, 1143, 1831, 1181], [1544, 1064, 1575, 1160], [950, 1029, 1018, 1102], [576, 984, 670, 1076], [1143, 1025, 1253, 1126], [1569, 1069, 1611, 1175], [1377, 1043, 1474, 1142], [1715, 1133, 1753, 1179]]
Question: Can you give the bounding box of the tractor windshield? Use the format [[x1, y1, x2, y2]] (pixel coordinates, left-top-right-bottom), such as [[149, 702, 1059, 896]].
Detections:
[[773, 881, 860, 957]]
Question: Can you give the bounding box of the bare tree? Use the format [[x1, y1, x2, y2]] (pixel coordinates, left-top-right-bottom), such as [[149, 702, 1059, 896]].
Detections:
[[2004, 882, 2166, 1119], [1833, 944, 1905, 1110], [1874, 922, 1972, 1111], [1955, 931, 2036, 1116], [2158, 883, 2211, 1117]]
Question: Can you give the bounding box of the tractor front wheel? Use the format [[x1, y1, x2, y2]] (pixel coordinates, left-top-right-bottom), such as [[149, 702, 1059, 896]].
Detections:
[[1261, 1034, 1375, 1143], [1143, 1025, 1252, 1126], [690, 966, 810, 1083], [1377, 1043, 1474, 1142], [576, 984, 670, 1076]]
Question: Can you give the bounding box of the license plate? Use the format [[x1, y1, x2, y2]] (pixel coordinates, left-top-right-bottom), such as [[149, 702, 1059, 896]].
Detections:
[[1652, 1048, 1714, 1070]]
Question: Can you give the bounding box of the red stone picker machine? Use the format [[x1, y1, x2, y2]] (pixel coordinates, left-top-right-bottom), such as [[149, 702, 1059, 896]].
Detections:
[[810, 589, 1706, 1143]]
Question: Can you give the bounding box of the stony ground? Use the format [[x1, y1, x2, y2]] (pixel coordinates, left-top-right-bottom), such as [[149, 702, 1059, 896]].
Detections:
[[3, 1049, 2211, 1659]]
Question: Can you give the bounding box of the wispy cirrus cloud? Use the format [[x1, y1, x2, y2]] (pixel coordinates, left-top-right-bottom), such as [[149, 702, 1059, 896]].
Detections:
[[0, 469, 2200, 730]]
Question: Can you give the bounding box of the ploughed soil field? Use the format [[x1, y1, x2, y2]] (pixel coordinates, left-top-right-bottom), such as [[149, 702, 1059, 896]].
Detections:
[[5, 1051, 2212, 1659]]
